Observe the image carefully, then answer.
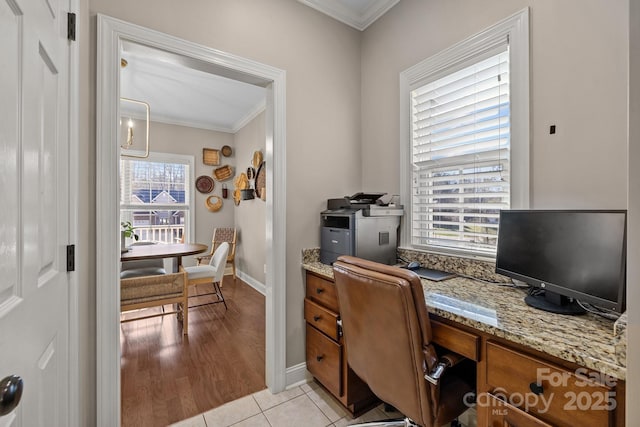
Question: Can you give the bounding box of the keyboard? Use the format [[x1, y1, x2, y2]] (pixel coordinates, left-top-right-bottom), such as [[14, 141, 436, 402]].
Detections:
[[412, 267, 456, 281]]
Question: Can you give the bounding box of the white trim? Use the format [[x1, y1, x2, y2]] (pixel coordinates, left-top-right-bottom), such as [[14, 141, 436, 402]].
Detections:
[[125, 100, 267, 134], [265, 70, 288, 394], [297, 0, 399, 31], [97, 15, 287, 426], [399, 7, 530, 253], [232, 100, 267, 133], [96, 15, 122, 426], [136, 114, 238, 134], [285, 362, 312, 389], [67, 0, 80, 426], [120, 99, 267, 135], [236, 269, 266, 295]]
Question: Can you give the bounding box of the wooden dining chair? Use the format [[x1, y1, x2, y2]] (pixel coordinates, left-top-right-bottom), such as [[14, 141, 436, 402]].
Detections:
[[185, 242, 229, 310], [120, 267, 189, 335], [195, 228, 237, 282]]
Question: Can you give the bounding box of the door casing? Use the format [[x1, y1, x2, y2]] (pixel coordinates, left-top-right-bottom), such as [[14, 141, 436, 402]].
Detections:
[[96, 14, 287, 426]]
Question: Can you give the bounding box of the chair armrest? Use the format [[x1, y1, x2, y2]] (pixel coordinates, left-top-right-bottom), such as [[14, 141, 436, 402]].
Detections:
[[424, 352, 465, 385]]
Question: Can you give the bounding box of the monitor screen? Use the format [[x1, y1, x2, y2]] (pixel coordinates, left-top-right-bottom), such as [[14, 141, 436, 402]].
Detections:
[[496, 210, 626, 314]]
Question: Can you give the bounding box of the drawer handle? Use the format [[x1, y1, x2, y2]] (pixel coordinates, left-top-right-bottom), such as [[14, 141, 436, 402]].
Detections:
[[316, 288, 325, 294], [529, 382, 544, 395], [316, 355, 324, 362], [313, 315, 321, 322]]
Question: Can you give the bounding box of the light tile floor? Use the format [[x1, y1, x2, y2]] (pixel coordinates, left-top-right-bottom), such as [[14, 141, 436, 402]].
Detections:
[[170, 381, 476, 427]]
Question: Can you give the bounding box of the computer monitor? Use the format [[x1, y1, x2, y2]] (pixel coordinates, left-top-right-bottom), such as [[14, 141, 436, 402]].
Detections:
[[495, 210, 626, 315]]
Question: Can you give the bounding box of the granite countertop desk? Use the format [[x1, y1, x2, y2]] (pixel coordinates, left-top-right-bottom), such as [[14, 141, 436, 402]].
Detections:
[[302, 258, 627, 381]]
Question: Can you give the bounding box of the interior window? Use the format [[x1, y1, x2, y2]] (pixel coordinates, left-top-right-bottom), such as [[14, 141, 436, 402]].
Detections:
[[120, 153, 193, 244], [400, 9, 530, 258]]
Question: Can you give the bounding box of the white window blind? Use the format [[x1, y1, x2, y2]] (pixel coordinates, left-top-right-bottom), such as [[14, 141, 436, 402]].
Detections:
[[411, 50, 510, 255]]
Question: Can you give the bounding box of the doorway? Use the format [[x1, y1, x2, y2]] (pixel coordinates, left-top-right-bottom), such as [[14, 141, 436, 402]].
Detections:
[[96, 15, 287, 426]]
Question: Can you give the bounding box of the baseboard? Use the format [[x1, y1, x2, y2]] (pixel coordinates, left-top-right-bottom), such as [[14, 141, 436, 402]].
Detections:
[[285, 362, 312, 389], [236, 269, 266, 295]]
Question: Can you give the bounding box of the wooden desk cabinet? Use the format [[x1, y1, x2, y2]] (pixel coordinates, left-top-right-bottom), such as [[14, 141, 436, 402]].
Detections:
[[431, 317, 626, 427], [303, 270, 626, 426], [304, 271, 379, 416]]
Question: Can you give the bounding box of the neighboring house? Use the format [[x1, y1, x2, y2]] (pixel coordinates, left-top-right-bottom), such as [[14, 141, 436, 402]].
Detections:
[[132, 190, 184, 227]]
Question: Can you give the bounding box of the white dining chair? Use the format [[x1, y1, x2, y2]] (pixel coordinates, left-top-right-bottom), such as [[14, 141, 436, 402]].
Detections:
[[184, 242, 229, 309]]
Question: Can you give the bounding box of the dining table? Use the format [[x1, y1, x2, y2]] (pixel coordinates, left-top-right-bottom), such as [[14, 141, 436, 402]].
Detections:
[[120, 242, 208, 272]]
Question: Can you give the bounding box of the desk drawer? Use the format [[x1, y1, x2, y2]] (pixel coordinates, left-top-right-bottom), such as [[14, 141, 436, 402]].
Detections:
[[431, 320, 479, 361], [306, 323, 342, 397], [306, 273, 338, 311], [484, 393, 553, 427], [486, 341, 614, 427], [305, 298, 340, 341]]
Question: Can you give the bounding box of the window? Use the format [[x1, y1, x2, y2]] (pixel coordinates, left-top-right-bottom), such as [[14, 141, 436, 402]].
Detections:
[[120, 152, 195, 244], [400, 9, 529, 258]]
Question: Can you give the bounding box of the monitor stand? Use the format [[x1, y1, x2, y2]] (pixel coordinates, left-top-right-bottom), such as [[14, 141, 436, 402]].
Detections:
[[524, 290, 586, 315]]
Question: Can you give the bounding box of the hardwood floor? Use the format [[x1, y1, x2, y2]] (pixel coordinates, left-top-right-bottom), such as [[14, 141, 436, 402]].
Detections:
[[120, 276, 266, 427]]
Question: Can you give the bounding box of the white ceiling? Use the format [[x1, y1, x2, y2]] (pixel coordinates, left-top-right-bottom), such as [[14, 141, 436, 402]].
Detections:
[[120, 42, 267, 133], [298, 0, 400, 31], [119, 1, 399, 133]]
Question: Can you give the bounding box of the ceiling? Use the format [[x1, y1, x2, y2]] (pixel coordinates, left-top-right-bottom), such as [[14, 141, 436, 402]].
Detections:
[[120, 41, 267, 133], [297, 0, 400, 31], [119, 1, 399, 133]]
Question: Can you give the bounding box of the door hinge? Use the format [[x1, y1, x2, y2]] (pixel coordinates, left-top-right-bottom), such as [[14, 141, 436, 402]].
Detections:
[[66, 244, 75, 272], [67, 13, 76, 41]]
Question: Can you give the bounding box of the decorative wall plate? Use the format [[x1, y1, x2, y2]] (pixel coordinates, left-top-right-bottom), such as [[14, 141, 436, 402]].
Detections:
[[195, 175, 215, 193]]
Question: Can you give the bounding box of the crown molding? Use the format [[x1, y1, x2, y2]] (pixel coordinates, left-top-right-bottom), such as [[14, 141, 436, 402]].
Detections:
[[298, 0, 399, 31]]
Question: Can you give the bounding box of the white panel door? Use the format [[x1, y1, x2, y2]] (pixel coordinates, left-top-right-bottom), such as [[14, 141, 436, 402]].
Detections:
[[0, 0, 71, 425]]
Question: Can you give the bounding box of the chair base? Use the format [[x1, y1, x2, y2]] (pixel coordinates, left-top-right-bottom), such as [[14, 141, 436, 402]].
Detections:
[[188, 281, 227, 310], [348, 417, 462, 427], [347, 417, 417, 427]]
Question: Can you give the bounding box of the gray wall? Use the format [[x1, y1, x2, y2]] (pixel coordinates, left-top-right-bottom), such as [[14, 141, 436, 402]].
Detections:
[[233, 111, 267, 284], [83, 2, 361, 421], [361, 0, 628, 209], [124, 115, 266, 277], [76, 1, 636, 424], [126, 119, 236, 265]]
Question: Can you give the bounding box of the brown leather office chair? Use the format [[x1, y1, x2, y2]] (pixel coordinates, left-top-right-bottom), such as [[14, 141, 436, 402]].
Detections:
[[333, 256, 475, 427]]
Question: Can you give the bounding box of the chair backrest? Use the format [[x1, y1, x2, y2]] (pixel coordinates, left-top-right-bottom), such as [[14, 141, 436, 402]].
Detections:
[[120, 270, 186, 307], [333, 255, 440, 426], [211, 227, 236, 258], [208, 242, 230, 282]]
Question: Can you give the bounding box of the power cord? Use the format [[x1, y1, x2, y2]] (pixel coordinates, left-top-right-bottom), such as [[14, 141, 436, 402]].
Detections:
[[396, 255, 410, 264], [576, 300, 621, 321], [453, 272, 530, 288]]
